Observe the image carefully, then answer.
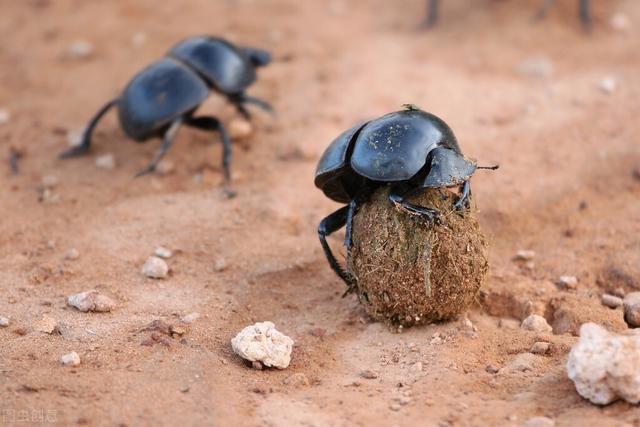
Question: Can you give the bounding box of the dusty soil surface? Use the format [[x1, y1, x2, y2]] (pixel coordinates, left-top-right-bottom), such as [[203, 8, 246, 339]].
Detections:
[[1, 0, 640, 426]]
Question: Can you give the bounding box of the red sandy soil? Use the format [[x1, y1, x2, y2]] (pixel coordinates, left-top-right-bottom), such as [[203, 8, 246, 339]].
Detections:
[[1, 0, 640, 426]]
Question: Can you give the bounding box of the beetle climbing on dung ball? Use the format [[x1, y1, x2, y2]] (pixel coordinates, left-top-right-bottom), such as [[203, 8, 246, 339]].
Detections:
[[60, 36, 274, 195]]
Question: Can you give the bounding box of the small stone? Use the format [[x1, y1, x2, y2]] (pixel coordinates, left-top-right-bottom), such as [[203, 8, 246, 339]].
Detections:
[[67, 129, 83, 147], [131, 31, 148, 48], [609, 13, 631, 32], [156, 160, 175, 175], [0, 316, 9, 327], [231, 321, 293, 369], [601, 294, 623, 309], [611, 287, 626, 298], [0, 108, 10, 124], [213, 258, 228, 272], [515, 250, 536, 261], [507, 353, 537, 372], [252, 361, 263, 370], [485, 364, 499, 374], [567, 323, 640, 404], [523, 416, 555, 427], [228, 118, 253, 140], [64, 248, 80, 260], [530, 342, 550, 355], [41, 175, 59, 188], [141, 256, 169, 279], [517, 56, 553, 78], [410, 362, 423, 372], [430, 333, 443, 345], [398, 395, 412, 406], [283, 373, 310, 386], [67, 290, 116, 312], [35, 314, 58, 334], [154, 246, 172, 259], [360, 369, 379, 379], [181, 312, 200, 323], [65, 40, 93, 59], [521, 315, 552, 333], [95, 153, 115, 169], [558, 275, 578, 289], [389, 403, 402, 411], [623, 292, 640, 327], [59, 351, 81, 366], [598, 77, 617, 94]]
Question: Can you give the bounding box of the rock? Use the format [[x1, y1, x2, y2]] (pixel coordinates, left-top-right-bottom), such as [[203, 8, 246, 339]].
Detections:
[[485, 364, 499, 374], [557, 275, 578, 290], [530, 342, 550, 355], [515, 250, 536, 261], [67, 290, 116, 312], [0, 316, 9, 327], [523, 416, 555, 427], [64, 40, 93, 59], [59, 351, 81, 366], [156, 160, 175, 175], [601, 294, 623, 309], [95, 153, 115, 169], [154, 246, 172, 259], [517, 56, 553, 78], [360, 369, 379, 379], [0, 108, 10, 124], [252, 361, 263, 370], [41, 175, 59, 188], [567, 323, 640, 404], [623, 292, 640, 328], [141, 256, 169, 279], [521, 315, 552, 333], [231, 321, 293, 369], [228, 118, 253, 140], [181, 312, 200, 323], [283, 373, 310, 386], [35, 314, 58, 334], [213, 258, 228, 272], [609, 13, 631, 32], [67, 129, 83, 147], [598, 77, 617, 94], [64, 248, 80, 260], [505, 353, 538, 373]]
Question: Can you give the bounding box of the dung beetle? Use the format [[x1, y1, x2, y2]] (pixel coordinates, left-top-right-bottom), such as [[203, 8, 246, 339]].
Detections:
[[315, 105, 497, 290], [422, 0, 592, 31], [60, 36, 273, 194]]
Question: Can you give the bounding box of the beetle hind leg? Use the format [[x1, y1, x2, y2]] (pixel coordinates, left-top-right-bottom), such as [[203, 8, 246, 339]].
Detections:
[[59, 98, 119, 159], [135, 118, 182, 178]]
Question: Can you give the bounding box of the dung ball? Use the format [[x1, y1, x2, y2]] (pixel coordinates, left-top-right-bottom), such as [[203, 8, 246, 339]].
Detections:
[[347, 186, 489, 327]]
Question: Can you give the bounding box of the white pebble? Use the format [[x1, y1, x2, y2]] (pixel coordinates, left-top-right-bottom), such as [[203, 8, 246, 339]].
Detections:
[[154, 246, 172, 259], [67, 129, 84, 147], [515, 250, 536, 261], [0, 316, 10, 327], [213, 258, 228, 272], [523, 416, 555, 427], [35, 314, 58, 334], [558, 275, 578, 289], [95, 153, 115, 169], [517, 56, 553, 78], [41, 175, 59, 189], [411, 361, 423, 372], [601, 294, 623, 309], [231, 321, 293, 369], [131, 31, 148, 48], [141, 256, 169, 279], [521, 314, 552, 333], [65, 40, 93, 59], [567, 323, 640, 404], [598, 77, 617, 94], [228, 118, 253, 140], [609, 13, 631, 32], [0, 108, 10, 124], [64, 248, 80, 260], [181, 312, 200, 323], [59, 351, 81, 366], [623, 292, 640, 328], [156, 160, 175, 175], [68, 290, 116, 312], [530, 341, 550, 355]]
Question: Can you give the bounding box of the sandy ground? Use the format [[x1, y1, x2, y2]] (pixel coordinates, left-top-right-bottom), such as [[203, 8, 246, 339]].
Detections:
[[1, 0, 640, 426]]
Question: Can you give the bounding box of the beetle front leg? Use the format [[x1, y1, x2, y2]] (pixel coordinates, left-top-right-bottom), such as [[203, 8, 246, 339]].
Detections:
[[454, 180, 471, 211], [318, 206, 357, 293], [389, 185, 440, 224]]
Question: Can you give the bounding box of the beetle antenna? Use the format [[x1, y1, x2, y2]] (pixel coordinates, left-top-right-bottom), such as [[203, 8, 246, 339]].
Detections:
[[477, 164, 499, 170]]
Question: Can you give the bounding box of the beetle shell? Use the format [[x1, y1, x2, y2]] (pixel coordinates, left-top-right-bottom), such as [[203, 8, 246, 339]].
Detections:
[[168, 36, 256, 94], [118, 58, 209, 141]]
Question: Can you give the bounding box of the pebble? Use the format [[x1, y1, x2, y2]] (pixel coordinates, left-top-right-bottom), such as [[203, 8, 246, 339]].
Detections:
[[64, 40, 93, 59], [598, 77, 617, 94], [507, 353, 537, 372], [609, 13, 631, 32], [557, 275, 578, 289], [567, 323, 640, 404], [95, 153, 115, 169], [35, 314, 58, 334], [231, 321, 293, 369], [530, 342, 550, 355], [156, 160, 175, 175], [41, 175, 59, 188], [517, 56, 553, 78], [623, 292, 640, 327], [523, 416, 555, 427], [141, 256, 169, 279], [67, 129, 84, 147], [213, 258, 228, 272], [131, 31, 148, 48], [67, 290, 116, 312], [59, 351, 81, 366], [64, 248, 80, 260], [360, 369, 379, 379], [181, 312, 200, 323], [601, 294, 623, 309], [0, 316, 9, 327], [0, 108, 10, 124], [154, 246, 172, 259], [521, 314, 552, 333], [228, 118, 253, 140], [485, 364, 500, 374], [410, 362, 423, 372], [283, 373, 310, 387], [515, 250, 535, 261]]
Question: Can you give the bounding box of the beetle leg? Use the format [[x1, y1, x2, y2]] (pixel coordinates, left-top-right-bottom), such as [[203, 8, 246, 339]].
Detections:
[[454, 180, 471, 211], [579, 0, 592, 31], [318, 206, 357, 292], [345, 190, 373, 249], [389, 186, 440, 224], [239, 94, 275, 117], [135, 118, 182, 178], [184, 115, 234, 197], [59, 98, 119, 158], [420, 0, 439, 29], [534, 0, 555, 21]]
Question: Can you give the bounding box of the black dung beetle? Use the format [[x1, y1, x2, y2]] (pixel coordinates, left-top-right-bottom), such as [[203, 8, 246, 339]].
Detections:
[[315, 105, 497, 290], [421, 0, 592, 31], [60, 36, 273, 194]]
